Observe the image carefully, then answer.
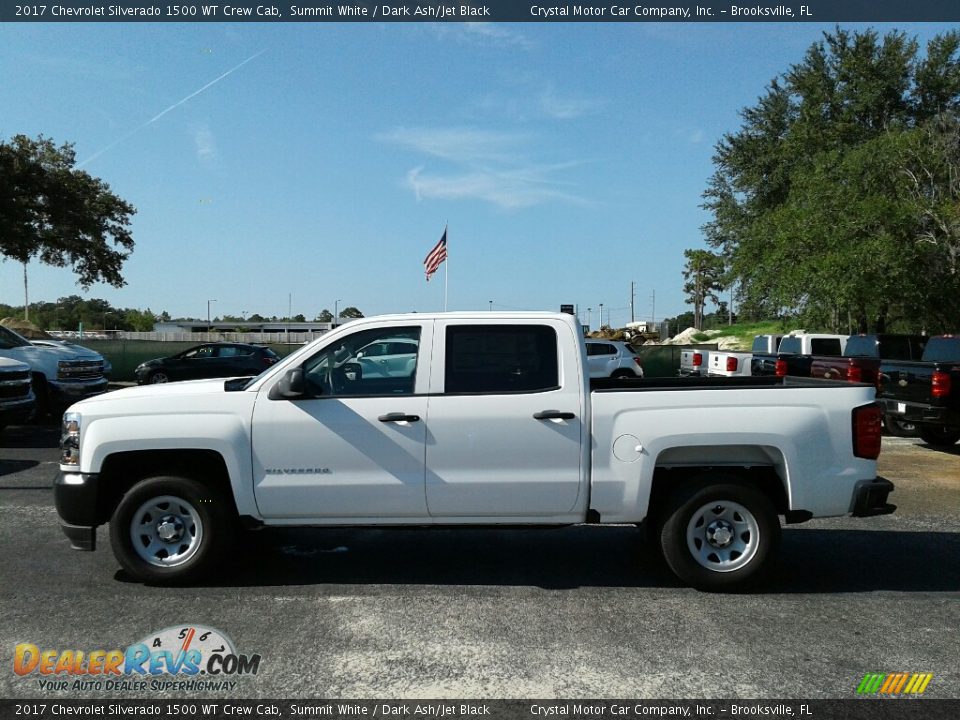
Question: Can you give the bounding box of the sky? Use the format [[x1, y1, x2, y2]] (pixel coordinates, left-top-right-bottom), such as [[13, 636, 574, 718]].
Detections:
[[0, 19, 956, 328]]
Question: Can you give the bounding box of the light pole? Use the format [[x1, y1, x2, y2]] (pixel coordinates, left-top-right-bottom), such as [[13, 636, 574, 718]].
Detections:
[[599, 303, 604, 328], [334, 299, 341, 326], [207, 300, 216, 330], [587, 307, 592, 329], [103, 311, 113, 332], [489, 300, 493, 311]]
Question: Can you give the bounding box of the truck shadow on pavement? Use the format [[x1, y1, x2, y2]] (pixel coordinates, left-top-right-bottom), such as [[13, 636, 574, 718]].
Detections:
[[919, 443, 960, 457], [0, 424, 59, 449], [149, 525, 960, 593]]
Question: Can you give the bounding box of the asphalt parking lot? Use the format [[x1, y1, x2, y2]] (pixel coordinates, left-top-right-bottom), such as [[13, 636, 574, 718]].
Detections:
[[0, 426, 957, 700]]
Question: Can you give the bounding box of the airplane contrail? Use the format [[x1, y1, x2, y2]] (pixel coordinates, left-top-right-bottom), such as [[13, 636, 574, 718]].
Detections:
[[78, 49, 267, 168]]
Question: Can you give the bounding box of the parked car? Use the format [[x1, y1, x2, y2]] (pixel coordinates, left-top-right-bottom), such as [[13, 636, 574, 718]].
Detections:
[[585, 340, 644, 378], [0, 324, 108, 416], [0, 356, 35, 431], [55, 312, 892, 591], [134, 343, 280, 384], [354, 337, 419, 378], [877, 335, 960, 447]]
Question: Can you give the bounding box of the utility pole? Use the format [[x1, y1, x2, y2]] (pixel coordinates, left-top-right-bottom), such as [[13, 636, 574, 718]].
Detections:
[[650, 290, 656, 323], [630, 281, 635, 323]]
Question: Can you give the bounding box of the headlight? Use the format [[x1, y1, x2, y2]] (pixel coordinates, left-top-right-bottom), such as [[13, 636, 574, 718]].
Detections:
[[61, 412, 81, 466]]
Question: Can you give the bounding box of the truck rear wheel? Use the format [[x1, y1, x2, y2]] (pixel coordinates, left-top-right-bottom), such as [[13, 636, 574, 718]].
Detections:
[[109, 475, 233, 584], [918, 425, 960, 447], [883, 416, 918, 438], [659, 478, 780, 591]]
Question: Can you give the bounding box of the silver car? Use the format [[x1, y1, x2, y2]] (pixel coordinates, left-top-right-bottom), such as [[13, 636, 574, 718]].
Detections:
[[585, 340, 644, 379]]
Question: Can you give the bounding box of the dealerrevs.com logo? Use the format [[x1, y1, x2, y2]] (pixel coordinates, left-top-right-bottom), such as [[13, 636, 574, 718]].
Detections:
[[14, 624, 261, 693], [857, 672, 934, 696]]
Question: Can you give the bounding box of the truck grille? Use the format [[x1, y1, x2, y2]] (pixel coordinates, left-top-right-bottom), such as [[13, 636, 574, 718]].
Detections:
[[0, 372, 32, 401], [57, 360, 105, 381]]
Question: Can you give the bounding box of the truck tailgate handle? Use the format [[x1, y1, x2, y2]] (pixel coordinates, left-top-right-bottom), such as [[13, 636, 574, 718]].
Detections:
[[533, 410, 575, 420], [378, 412, 421, 423]]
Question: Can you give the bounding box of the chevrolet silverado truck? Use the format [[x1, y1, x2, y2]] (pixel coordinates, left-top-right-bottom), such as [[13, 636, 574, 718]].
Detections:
[[677, 346, 716, 377], [0, 357, 35, 431], [0, 324, 108, 417], [811, 334, 927, 437], [53, 312, 893, 591], [707, 350, 753, 378], [877, 335, 960, 447], [753, 333, 848, 378], [748, 334, 785, 376]]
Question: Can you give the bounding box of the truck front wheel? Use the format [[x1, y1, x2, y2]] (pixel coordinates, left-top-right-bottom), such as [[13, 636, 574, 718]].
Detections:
[[659, 479, 780, 591], [109, 475, 233, 584]]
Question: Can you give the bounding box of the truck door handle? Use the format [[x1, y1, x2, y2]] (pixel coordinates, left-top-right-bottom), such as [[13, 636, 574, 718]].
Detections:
[[533, 410, 575, 420], [378, 412, 420, 423]]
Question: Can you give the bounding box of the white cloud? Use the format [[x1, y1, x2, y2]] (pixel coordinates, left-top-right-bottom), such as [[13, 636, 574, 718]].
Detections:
[[405, 166, 587, 210], [423, 22, 533, 50], [539, 86, 599, 120], [378, 127, 522, 163], [194, 124, 216, 161]]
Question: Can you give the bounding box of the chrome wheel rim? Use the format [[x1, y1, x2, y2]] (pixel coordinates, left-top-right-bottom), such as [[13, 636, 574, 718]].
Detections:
[[686, 500, 759, 573], [130, 495, 203, 567]]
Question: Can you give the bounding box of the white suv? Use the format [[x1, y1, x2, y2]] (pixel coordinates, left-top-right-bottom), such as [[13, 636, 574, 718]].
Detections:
[[585, 340, 644, 379]]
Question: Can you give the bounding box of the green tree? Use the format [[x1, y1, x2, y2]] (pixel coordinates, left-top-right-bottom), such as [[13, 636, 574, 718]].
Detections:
[[702, 28, 960, 332], [339, 306, 364, 319], [682, 249, 725, 330], [315, 309, 334, 322], [0, 135, 136, 315]]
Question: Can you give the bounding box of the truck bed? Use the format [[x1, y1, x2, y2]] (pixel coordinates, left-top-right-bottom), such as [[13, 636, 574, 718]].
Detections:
[[591, 375, 855, 391]]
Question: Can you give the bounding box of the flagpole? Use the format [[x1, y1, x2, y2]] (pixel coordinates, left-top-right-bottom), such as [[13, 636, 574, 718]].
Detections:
[[445, 224, 449, 311]]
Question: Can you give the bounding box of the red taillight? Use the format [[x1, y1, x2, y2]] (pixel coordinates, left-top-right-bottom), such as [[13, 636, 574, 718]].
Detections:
[[853, 404, 882, 459], [693, 352, 703, 367], [726, 357, 738, 372], [848, 365, 862, 383], [634, 357, 643, 368], [775, 359, 787, 377], [264, 357, 278, 366], [932, 370, 951, 398]]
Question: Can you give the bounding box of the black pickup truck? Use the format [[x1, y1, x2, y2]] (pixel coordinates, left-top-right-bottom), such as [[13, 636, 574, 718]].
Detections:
[[877, 335, 960, 447]]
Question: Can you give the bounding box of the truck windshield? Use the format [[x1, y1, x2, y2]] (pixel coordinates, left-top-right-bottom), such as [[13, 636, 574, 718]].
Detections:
[[922, 337, 960, 363], [0, 326, 32, 349]]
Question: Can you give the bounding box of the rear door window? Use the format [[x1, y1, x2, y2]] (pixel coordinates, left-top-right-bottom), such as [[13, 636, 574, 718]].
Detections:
[[445, 325, 558, 394]]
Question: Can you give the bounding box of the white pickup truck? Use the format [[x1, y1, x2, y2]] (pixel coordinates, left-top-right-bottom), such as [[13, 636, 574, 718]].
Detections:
[[54, 312, 894, 591]]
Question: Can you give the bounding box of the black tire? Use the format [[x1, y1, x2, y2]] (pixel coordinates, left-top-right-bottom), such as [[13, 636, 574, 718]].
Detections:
[[611, 370, 636, 379], [918, 425, 960, 447], [658, 477, 780, 592], [148, 370, 170, 384], [31, 374, 51, 420], [883, 415, 919, 438], [109, 475, 234, 584]]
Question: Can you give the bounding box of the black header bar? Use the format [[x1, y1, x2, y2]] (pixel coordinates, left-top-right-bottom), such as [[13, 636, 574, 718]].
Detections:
[[2, 0, 958, 22]]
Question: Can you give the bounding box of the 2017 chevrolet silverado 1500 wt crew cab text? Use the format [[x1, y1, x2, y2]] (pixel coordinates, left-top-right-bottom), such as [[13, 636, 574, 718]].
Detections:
[[53, 313, 894, 591]]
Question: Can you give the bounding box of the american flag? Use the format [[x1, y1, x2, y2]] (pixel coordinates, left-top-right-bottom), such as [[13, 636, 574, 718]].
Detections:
[[424, 228, 447, 281]]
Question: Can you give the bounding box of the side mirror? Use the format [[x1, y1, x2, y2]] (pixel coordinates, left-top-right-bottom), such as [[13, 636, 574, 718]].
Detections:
[[269, 367, 307, 400]]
